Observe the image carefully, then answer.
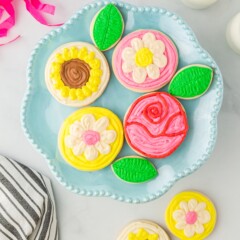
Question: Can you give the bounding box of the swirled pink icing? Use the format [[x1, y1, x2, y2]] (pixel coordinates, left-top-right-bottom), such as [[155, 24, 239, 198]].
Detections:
[[113, 30, 179, 91], [124, 92, 188, 158]]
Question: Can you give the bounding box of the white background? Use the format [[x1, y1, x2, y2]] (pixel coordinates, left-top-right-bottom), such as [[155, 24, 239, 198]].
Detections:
[[0, 0, 240, 239]]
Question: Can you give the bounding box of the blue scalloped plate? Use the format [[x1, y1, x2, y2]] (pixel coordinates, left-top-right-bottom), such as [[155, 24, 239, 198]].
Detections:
[[21, 1, 223, 203]]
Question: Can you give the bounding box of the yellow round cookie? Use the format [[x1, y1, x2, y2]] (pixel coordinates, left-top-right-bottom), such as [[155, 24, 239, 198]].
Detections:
[[165, 191, 217, 240], [58, 107, 124, 171]]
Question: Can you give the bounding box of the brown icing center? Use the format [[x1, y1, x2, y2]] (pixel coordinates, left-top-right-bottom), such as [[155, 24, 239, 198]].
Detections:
[[60, 59, 91, 88]]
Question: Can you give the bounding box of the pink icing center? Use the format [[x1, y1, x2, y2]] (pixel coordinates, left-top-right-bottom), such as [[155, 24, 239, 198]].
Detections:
[[186, 211, 198, 225], [82, 130, 100, 145], [113, 30, 178, 91]]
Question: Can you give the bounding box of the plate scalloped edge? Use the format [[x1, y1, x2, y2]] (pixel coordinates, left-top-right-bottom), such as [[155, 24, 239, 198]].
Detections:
[[21, 0, 223, 204]]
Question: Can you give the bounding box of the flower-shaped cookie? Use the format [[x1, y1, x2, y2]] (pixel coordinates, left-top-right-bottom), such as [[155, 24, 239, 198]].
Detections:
[[58, 107, 124, 171], [121, 32, 167, 83], [65, 114, 117, 161], [45, 42, 110, 107], [113, 30, 178, 92], [165, 191, 217, 240]]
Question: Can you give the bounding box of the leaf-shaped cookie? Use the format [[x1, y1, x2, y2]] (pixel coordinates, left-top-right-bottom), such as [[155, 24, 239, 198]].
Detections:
[[168, 64, 213, 99], [91, 4, 124, 51], [112, 156, 158, 183]]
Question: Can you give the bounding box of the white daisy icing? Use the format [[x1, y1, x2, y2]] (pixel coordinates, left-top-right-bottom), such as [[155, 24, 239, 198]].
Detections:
[[121, 32, 167, 84]]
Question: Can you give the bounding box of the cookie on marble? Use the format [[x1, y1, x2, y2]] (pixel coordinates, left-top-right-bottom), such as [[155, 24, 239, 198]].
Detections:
[[45, 42, 110, 107], [124, 92, 188, 158], [58, 107, 124, 171], [165, 191, 217, 239], [90, 3, 124, 51], [181, 0, 218, 9], [117, 220, 170, 240], [168, 64, 214, 99], [226, 12, 240, 55]]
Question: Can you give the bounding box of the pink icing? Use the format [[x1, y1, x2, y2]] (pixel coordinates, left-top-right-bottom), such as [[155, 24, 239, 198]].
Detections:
[[82, 130, 100, 145], [186, 211, 198, 225], [113, 30, 179, 91], [124, 92, 188, 158]]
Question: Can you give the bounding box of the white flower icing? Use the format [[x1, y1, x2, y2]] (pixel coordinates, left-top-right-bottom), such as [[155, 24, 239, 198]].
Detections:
[[173, 199, 211, 238], [65, 114, 116, 160], [121, 32, 167, 84]]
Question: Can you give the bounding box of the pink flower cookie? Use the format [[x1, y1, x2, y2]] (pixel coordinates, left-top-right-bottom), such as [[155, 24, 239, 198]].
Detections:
[[112, 30, 179, 92], [124, 92, 188, 158]]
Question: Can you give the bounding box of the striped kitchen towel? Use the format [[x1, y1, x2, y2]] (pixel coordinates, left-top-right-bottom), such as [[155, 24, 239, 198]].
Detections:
[[0, 155, 58, 240]]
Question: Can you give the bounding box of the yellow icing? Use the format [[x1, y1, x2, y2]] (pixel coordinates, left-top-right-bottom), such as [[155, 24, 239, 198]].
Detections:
[[128, 228, 159, 240], [58, 107, 124, 171], [50, 47, 102, 101], [60, 86, 70, 98], [165, 191, 217, 240], [135, 48, 153, 67]]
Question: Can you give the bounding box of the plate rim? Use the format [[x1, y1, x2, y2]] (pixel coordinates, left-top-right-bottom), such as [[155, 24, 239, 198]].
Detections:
[[21, 0, 224, 204]]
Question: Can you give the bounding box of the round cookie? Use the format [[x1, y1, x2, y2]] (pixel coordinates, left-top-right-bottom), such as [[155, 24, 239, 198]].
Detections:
[[181, 0, 218, 9], [117, 220, 170, 240], [124, 92, 188, 158], [45, 42, 110, 107], [112, 30, 178, 92], [226, 12, 240, 55], [90, 3, 124, 51], [165, 191, 217, 239], [58, 107, 124, 171]]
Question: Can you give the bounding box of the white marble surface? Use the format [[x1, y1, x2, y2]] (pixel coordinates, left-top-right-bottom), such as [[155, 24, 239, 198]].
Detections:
[[0, 0, 239, 239]]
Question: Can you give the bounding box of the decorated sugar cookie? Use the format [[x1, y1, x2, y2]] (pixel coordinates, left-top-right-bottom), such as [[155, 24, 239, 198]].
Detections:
[[58, 107, 124, 171], [45, 42, 110, 107], [117, 220, 170, 240], [112, 156, 158, 183], [90, 4, 124, 51], [124, 92, 188, 158], [165, 191, 217, 240], [112, 30, 178, 92], [168, 64, 214, 99]]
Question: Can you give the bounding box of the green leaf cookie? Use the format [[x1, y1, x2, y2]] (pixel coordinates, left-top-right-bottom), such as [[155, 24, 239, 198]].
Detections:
[[91, 4, 124, 51], [168, 64, 213, 99], [112, 156, 158, 183]]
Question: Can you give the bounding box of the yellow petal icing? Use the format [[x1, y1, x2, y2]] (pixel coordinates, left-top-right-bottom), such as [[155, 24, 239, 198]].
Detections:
[[128, 228, 159, 240], [49, 46, 103, 101]]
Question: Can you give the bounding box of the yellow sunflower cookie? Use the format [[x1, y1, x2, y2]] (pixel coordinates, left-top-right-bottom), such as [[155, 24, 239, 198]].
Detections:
[[45, 42, 110, 107], [165, 191, 217, 240], [117, 220, 170, 240], [58, 107, 124, 171]]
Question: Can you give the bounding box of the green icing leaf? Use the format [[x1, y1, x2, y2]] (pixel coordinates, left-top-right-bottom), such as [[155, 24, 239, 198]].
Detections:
[[112, 156, 158, 183], [92, 4, 124, 51], [169, 65, 213, 99]]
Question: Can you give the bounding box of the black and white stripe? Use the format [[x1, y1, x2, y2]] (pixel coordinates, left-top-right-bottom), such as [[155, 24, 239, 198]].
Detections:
[[0, 156, 58, 240]]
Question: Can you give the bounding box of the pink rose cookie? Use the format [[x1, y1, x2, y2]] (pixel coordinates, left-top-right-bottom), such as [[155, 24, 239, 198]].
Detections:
[[124, 92, 188, 158], [112, 30, 178, 92]]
